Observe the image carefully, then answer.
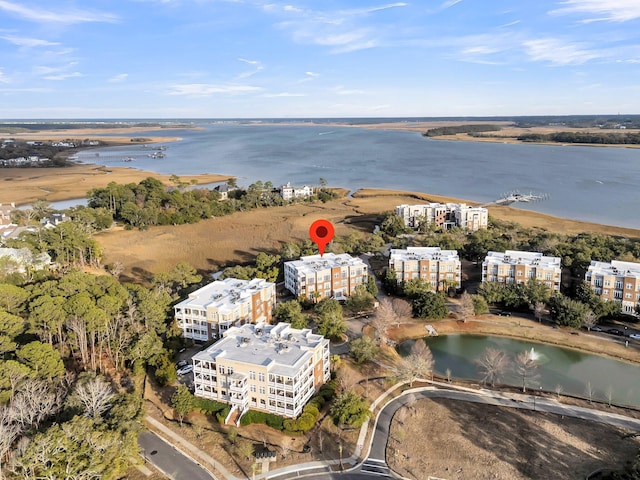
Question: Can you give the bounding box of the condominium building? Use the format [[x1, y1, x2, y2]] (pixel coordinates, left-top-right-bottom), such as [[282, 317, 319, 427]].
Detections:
[[395, 203, 488, 231], [585, 260, 640, 315], [482, 250, 562, 291], [284, 253, 368, 301], [389, 247, 461, 290], [174, 278, 276, 342], [192, 322, 330, 418]]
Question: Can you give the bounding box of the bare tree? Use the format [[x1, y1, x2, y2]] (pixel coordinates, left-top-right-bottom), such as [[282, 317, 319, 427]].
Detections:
[[458, 292, 475, 322], [335, 367, 358, 394], [534, 302, 546, 323], [514, 350, 539, 393], [391, 298, 412, 326], [582, 310, 598, 331], [9, 380, 62, 429], [555, 383, 564, 399], [280, 437, 292, 459], [371, 298, 394, 344], [393, 339, 434, 387], [108, 261, 124, 279], [585, 381, 595, 403], [75, 376, 115, 420], [475, 348, 508, 387], [605, 385, 614, 407], [0, 407, 20, 479]]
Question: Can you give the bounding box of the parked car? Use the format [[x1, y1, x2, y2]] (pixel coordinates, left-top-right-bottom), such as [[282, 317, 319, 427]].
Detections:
[[176, 360, 188, 368], [607, 329, 624, 336], [590, 326, 603, 332], [177, 365, 193, 376], [629, 333, 640, 340], [496, 311, 512, 317]]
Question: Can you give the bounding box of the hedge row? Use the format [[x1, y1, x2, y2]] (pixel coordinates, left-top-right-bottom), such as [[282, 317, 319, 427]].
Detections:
[[239, 380, 337, 434]]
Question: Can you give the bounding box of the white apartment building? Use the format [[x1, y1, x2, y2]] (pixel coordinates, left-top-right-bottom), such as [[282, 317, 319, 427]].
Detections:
[[192, 322, 330, 418], [284, 253, 368, 301], [395, 203, 488, 231], [174, 278, 275, 342], [279, 182, 314, 201], [585, 260, 640, 315], [389, 247, 461, 290], [482, 250, 562, 291]]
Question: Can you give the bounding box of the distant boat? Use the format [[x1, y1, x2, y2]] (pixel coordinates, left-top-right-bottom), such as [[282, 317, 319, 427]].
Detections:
[[318, 131, 335, 136], [122, 157, 134, 162], [149, 152, 165, 159]]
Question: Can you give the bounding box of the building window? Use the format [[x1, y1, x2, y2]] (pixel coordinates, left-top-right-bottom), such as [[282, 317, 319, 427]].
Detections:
[[259, 386, 265, 394], [604, 280, 610, 287], [627, 283, 633, 290], [258, 372, 265, 382], [250, 385, 256, 392], [517, 271, 523, 276], [603, 289, 609, 295], [219, 366, 224, 374], [546, 273, 553, 281]]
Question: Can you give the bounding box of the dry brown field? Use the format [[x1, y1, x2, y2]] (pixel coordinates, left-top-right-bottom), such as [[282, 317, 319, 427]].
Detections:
[[0, 164, 231, 206], [389, 398, 640, 480], [97, 188, 640, 284]]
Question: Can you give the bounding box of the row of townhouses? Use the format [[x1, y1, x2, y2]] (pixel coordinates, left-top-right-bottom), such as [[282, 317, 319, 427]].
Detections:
[[395, 203, 488, 232]]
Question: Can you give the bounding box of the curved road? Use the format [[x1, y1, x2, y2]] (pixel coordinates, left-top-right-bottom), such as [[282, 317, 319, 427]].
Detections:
[[140, 387, 640, 480], [138, 431, 216, 480]]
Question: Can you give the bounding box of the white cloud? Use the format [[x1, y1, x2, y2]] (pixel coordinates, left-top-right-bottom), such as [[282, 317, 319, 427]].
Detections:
[[262, 92, 306, 97], [0, 69, 10, 83], [549, 0, 640, 22], [108, 73, 128, 83], [43, 72, 83, 81], [237, 58, 264, 79], [441, 0, 463, 9], [168, 83, 263, 96], [306, 71, 319, 77], [332, 86, 366, 95], [0, 0, 117, 24], [1, 35, 59, 47], [523, 37, 603, 65]]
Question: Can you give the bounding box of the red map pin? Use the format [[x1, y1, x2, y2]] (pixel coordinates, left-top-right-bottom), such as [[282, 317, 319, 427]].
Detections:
[[309, 219, 334, 257]]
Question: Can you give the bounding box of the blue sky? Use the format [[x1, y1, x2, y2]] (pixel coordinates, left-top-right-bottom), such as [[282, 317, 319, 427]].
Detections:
[[1, 0, 639, 118]]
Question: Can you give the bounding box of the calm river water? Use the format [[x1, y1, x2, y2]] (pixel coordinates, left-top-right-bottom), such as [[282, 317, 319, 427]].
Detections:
[[400, 335, 640, 407], [76, 123, 640, 228]]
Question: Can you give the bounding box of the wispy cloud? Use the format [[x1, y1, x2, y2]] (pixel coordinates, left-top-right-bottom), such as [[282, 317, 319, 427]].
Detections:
[[549, 0, 640, 22], [262, 92, 306, 97], [237, 58, 264, 79], [332, 85, 366, 95], [306, 71, 319, 77], [0, 0, 117, 24], [441, 0, 463, 9], [108, 73, 128, 83], [44, 72, 83, 81], [168, 83, 262, 96], [523, 37, 603, 65], [0, 69, 10, 83], [1, 35, 59, 47], [270, 3, 408, 53]]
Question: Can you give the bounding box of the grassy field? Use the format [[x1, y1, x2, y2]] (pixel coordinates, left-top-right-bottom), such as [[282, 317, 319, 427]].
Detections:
[[0, 164, 231, 206], [97, 188, 640, 284]]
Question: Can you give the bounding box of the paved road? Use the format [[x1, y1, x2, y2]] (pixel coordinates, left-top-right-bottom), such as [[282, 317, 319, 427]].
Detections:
[[139, 431, 215, 480]]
